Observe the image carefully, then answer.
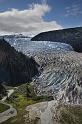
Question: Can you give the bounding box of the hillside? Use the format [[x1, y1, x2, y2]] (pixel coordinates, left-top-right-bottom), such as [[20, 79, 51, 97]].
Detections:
[[0, 38, 39, 86], [31, 27, 82, 52]]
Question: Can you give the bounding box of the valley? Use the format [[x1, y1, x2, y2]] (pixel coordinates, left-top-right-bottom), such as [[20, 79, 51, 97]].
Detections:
[[0, 27, 82, 124]]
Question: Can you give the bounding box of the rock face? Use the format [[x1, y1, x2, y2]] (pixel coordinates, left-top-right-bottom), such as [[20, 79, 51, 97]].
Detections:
[[34, 51, 82, 104], [0, 39, 39, 86], [31, 27, 82, 52]]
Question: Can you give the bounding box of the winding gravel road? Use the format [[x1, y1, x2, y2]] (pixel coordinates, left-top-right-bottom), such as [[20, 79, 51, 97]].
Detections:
[[0, 102, 17, 123], [0, 89, 17, 123]]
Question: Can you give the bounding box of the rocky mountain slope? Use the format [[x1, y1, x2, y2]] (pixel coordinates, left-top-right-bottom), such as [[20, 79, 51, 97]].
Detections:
[[31, 27, 82, 52], [0, 38, 39, 86]]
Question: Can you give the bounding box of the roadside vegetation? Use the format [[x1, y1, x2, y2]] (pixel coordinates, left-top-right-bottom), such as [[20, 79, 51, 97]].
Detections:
[[0, 103, 10, 113], [6, 83, 53, 109]]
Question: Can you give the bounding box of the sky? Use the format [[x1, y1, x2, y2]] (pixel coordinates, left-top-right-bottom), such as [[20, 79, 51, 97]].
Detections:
[[0, 0, 82, 36]]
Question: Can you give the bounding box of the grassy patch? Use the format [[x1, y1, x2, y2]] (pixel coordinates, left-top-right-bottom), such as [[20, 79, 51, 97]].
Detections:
[[0, 103, 10, 113], [6, 83, 53, 110], [7, 84, 53, 110], [59, 105, 82, 124]]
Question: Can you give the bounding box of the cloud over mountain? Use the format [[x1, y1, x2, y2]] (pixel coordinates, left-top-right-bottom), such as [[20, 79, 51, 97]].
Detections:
[[0, 3, 62, 35]]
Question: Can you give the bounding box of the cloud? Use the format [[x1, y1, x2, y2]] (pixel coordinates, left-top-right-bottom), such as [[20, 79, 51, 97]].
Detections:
[[65, 4, 82, 17], [0, 3, 62, 36]]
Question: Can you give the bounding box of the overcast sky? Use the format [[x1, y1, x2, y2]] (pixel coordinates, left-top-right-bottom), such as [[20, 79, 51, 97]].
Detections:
[[0, 0, 82, 36]]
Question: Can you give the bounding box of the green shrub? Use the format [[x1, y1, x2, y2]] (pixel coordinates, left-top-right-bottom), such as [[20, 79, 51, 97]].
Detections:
[[0, 103, 10, 113]]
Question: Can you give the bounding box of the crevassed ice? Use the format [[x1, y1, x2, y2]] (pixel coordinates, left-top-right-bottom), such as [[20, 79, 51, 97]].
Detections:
[[5, 37, 73, 55]]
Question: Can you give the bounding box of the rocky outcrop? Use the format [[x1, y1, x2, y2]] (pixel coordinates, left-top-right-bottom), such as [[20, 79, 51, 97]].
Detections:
[[0, 38, 39, 86], [31, 27, 82, 52]]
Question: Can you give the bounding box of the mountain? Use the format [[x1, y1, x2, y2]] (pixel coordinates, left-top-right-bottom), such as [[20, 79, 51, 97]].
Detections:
[[31, 27, 82, 52], [0, 38, 39, 86]]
